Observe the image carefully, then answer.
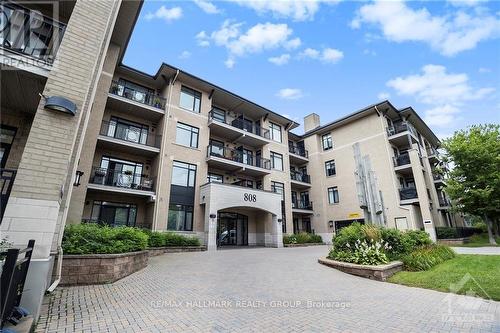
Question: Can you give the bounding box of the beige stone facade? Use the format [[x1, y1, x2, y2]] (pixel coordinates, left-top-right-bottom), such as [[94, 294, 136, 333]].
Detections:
[[0, 0, 463, 319]]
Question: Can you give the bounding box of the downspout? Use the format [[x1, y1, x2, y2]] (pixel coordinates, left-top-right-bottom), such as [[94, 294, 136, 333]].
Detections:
[[152, 69, 179, 231]]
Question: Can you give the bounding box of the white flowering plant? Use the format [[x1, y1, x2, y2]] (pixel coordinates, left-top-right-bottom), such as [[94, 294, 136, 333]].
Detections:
[[329, 239, 389, 265]]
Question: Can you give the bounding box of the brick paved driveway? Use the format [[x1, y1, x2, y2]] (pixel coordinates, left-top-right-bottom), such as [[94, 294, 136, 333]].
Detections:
[[36, 246, 499, 332]]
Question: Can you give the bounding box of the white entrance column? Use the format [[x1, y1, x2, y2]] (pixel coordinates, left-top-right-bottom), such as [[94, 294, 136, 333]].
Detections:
[[204, 203, 217, 251], [270, 214, 283, 248]]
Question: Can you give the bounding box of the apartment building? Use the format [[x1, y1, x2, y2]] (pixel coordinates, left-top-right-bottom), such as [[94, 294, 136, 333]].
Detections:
[[0, 0, 462, 319]]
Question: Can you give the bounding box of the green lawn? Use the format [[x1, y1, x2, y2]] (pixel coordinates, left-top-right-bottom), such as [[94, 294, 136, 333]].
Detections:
[[460, 234, 500, 247], [389, 255, 500, 301]]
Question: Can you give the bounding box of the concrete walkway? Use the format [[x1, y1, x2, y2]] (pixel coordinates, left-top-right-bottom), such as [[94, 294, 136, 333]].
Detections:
[[452, 247, 500, 255], [36, 246, 499, 332]]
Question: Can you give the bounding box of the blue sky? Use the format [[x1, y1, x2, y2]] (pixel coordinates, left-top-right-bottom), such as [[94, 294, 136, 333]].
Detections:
[[123, 0, 500, 136]]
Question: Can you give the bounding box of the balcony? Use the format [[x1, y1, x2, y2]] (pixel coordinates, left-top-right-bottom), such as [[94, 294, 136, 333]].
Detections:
[[292, 200, 314, 213], [87, 167, 155, 197], [0, 2, 66, 74], [427, 147, 440, 164], [290, 170, 311, 189], [433, 173, 446, 186], [393, 153, 412, 174], [438, 197, 451, 209], [386, 121, 418, 146], [399, 187, 419, 204], [107, 81, 165, 120], [207, 111, 271, 147], [206, 145, 271, 176], [0, 168, 17, 222], [288, 145, 309, 164], [97, 120, 161, 156]]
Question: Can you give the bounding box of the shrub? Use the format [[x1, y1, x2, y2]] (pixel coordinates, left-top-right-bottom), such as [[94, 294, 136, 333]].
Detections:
[[163, 232, 200, 247], [402, 245, 456, 271], [332, 223, 366, 250], [148, 231, 166, 247], [328, 239, 389, 265], [283, 233, 322, 244], [62, 224, 148, 254], [435, 227, 482, 239]]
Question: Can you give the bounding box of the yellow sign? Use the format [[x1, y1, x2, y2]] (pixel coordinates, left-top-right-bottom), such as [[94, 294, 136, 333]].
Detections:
[[348, 213, 361, 218]]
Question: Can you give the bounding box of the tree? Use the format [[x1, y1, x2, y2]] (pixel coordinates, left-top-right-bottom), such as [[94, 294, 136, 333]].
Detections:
[[442, 124, 500, 245]]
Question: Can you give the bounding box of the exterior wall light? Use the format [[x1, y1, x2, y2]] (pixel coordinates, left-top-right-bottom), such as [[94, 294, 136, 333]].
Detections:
[[277, 218, 282, 223], [209, 213, 216, 219], [73, 170, 84, 186], [42, 94, 77, 116], [328, 220, 334, 228]]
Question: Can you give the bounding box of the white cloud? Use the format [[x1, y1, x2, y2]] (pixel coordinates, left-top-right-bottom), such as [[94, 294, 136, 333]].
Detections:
[[352, 0, 500, 56], [479, 67, 491, 73], [300, 47, 344, 64], [276, 88, 304, 100], [224, 58, 236, 69], [179, 51, 191, 59], [193, 0, 220, 14], [144, 6, 183, 22], [268, 54, 291, 66], [197, 20, 301, 67], [228, 0, 340, 21], [378, 92, 390, 100], [386, 64, 495, 126], [448, 0, 487, 7]]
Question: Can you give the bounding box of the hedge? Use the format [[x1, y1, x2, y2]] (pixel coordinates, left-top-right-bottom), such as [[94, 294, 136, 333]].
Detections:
[[283, 232, 323, 244], [147, 231, 201, 247], [62, 224, 148, 254], [435, 227, 483, 239], [401, 245, 456, 271]]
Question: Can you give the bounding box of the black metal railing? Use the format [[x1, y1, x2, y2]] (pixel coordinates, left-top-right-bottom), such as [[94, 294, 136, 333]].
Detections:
[[399, 187, 418, 200], [427, 147, 439, 157], [109, 81, 166, 110], [393, 153, 411, 167], [0, 2, 66, 63], [290, 170, 311, 183], [99, 120, 161, 148], [288, 145, 308, 158], [1, 239, 35, 328], [433, 173, 445, 182], [0, 169, 16, 223], [207, 145, 271, 170], [89, 167, 155, 191], [387, 121, 417, 137], [208, 111, 270, 139], [81, 218, 143, 228], [292, 200, 313, 210], [438, 197, 451, 207]]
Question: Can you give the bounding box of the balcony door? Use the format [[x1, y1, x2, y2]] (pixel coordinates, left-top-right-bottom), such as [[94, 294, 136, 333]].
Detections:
[[233, 115, 253, 133], [91, 201, 137, 227], [108, 117, 148, 145], [100, 157, 143, 188]]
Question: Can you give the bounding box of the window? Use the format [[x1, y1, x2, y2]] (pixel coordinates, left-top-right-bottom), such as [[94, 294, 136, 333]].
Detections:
[[207, 173, 223, 183], [325, 160, 336, 176], [167, 204, 193, 231], [328, 186, 339, 204], [171, 161, 197, 187], [271, 181, 285, 199], [0, 125, 17, 168], [176, 122, 199, 148], [211, 107, 226, 123], [180, 86, 201, 113], [270, 151, 283, 170], [322, 133, 333, 150], [269, 122, 282, 143], [107, 117, 148, 145], [208, 139, 224, 157], [117, 79, 155, 105], [90, 201, 137, 227], [99, 156, 144, 188]]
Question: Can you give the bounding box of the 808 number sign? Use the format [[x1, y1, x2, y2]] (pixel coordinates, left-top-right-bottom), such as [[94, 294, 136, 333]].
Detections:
[[243, 193, 257, 202]]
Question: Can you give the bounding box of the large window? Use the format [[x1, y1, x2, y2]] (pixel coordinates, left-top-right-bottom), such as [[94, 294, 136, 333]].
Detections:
[[325, 160, 336, 176], [271, 181, 285, 199], [180, 86, 201, 113], [270, 122, 282, 143], [176, 122, 199, 148], [270, 151, 283, 171], [171, 161, 197, 187], [168, 204, 193, 231], [99, 156, 144, 188], [90, 201, 137, 227], [107, 117, 148, 145], [211, 107, 226, 123], [328, 186, 339, 204], [322, 133, 333, 150], [207, 173, 223, 183]]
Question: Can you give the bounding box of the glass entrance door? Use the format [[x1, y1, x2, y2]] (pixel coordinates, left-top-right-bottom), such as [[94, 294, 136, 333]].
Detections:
[[217, 212, 248, 246]]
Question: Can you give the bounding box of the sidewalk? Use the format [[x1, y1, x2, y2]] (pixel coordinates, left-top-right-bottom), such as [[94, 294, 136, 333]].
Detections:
[[452, 247, 500, 255]]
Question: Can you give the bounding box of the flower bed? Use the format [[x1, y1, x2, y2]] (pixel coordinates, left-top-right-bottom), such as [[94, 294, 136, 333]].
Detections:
[[283, 232, 323, 245], [322, 223, 455, 278]]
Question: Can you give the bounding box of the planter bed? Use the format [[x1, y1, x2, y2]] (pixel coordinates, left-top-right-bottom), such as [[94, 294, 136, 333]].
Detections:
[[148, 246, 206, 256], [61, 250, 148, 285], [284, 243, 325, 248], [318, 257, 403, 281], [437, 238, 470, 246]]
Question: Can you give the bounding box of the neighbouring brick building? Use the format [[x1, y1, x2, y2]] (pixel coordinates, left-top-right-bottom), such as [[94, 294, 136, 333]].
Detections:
[[0, 0, 463, 319]]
